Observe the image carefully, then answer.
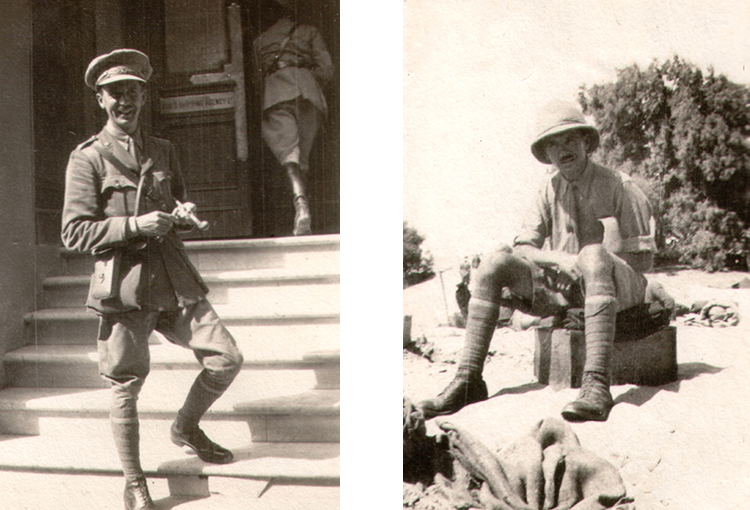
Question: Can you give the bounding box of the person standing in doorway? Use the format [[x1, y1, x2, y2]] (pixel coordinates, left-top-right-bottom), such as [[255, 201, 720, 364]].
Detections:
[[254, 0, 335, 236]]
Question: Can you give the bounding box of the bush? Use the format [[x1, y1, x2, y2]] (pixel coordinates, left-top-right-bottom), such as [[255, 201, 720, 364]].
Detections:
[[404, 222, 435, 287], [579, 56, 750, 271]]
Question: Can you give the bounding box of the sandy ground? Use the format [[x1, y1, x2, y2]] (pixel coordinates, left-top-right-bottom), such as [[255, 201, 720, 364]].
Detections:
[[403, 269, 750, 509]]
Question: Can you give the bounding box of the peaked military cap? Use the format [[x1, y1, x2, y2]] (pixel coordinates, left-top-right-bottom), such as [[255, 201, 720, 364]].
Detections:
[[85, 49, 153, 90]]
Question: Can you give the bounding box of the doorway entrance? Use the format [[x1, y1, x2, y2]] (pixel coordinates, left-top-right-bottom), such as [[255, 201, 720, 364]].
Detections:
[[31, 0, 339, 244]]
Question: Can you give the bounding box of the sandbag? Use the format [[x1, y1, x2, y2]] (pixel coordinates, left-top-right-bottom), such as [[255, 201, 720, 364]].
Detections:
[[403, 404, 635, 510]]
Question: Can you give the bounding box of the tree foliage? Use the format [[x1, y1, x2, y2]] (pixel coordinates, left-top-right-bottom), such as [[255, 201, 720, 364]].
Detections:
[[579, 56, 750, 270], [404, 222, 435, 287]]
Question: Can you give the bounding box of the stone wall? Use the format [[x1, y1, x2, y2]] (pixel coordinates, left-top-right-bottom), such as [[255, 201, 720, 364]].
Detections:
[[0, 0, 37, 388]]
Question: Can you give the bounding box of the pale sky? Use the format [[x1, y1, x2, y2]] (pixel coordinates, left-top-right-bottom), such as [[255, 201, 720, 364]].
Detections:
[[404, 0, 750, 270]]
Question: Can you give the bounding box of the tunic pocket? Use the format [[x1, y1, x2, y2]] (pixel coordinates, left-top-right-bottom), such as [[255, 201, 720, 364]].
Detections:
[[101, 175, 137, 216]]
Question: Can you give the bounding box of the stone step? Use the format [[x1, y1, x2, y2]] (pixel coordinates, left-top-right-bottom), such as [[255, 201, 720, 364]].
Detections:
[[60, 235, 341, 276], [0, 382, 340, 442], [0, 471, 340, 510], [4, 345, 340, 389], [24, 308, 340, 351], [41, 269, 340, 315], [0, 423, 339, 498]]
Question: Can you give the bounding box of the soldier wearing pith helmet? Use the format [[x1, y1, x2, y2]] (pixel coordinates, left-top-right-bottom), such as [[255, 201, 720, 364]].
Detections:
[[419, 100, 658, 424], [63, 49, 245, 510]]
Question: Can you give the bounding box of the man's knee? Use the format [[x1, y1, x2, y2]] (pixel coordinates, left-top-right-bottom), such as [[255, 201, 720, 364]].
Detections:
[[473, 250, 518, 288], [211, 344, 244, 386], [576, 244, 613, 279], [229, 347, 244, 376]]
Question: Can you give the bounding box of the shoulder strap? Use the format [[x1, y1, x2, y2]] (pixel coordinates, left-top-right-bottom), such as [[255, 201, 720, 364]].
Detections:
[[133, 158, 155, 217], [271, 22, 299, 69], [90, 139, 133, 178]]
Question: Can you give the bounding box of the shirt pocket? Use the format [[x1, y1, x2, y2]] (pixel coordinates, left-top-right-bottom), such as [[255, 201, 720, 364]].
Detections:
[[101, 175, 137, 216]]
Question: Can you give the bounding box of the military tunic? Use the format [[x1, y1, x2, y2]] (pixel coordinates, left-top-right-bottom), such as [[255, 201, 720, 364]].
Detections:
[[254, 17, 334, 171], [62, 126, 208, 314], [62, 125, 241, 392]]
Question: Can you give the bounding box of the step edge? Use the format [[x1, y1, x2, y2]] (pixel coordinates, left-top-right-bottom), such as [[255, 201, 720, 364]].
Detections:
[[0, 389, 341, 416], [25, 309, 341, 324], [43, 272, 341, 288], [5, 354, 339, 371], [0, 406, 341, 418], [60, 234, 341, 257], [0, 464, 341, 485]]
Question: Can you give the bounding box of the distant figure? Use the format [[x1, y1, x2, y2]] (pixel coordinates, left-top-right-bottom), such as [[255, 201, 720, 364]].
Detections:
[[455, 257, 472, 319], [419, 100, 657, 424], [254, 0, 334, 236]]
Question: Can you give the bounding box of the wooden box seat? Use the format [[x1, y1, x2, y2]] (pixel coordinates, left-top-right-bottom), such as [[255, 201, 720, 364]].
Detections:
[[534, 326, 677, 390]]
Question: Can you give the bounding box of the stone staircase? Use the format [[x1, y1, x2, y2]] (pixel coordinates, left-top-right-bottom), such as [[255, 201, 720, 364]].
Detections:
[[0, 235, 340, 507]]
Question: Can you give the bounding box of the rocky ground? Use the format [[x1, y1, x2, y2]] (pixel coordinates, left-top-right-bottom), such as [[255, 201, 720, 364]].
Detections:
[[403, 269, 750, 509]]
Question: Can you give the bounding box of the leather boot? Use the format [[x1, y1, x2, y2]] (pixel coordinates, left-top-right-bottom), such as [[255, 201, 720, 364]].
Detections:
[[124, 476, 154, 510], [561, 371, 614, 422], [293, 195, 312, 236], [418, 375, 488, 420], [171, 422, 234, 464]]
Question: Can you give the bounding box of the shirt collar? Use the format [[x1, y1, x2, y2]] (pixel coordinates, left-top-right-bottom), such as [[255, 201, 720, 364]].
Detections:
[[104, 123, 143, 152], [557, 158, 595, 195]]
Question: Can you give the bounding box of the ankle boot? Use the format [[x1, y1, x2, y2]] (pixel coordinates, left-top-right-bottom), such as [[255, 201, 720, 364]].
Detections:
[[418, 375, 488, 419], [293, 195, 312, 236], [561, 371, 614, 422], [124, 476, 154, 510]]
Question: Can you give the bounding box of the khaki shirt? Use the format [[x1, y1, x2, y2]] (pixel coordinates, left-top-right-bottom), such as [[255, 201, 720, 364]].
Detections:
[[514, 161, 656, 257]]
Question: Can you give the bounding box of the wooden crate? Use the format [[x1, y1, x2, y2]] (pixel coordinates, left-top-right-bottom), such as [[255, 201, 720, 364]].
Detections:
[[534, 326, 677, 390]]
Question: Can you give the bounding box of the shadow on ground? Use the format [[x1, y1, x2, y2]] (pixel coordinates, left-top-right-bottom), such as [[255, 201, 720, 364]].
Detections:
[[490, 381, 547, 399], [152, 495, 209, 509], [614, 362, 724, 407]]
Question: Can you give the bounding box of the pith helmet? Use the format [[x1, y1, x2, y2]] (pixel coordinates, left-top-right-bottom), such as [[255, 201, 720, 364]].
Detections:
[[531, 100, 599, 164], [85, 49, 153, 91]]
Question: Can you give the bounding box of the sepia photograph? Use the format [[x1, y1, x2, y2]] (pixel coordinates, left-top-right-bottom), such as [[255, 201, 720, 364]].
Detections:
[[0, 0, 340, 508], [403, 1, 750, 509]]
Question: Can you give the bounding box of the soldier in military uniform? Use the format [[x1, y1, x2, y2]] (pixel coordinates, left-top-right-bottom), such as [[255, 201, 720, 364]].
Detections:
[[419, 100, 657, 425], [254, 0, 334, 236], [61, 49, 244, 510]]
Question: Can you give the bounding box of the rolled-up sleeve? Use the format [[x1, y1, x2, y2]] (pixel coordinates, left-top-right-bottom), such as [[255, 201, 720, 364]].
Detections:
[[514, 185, 549, 249], [618, 180, 656, 253], [61, 149, 129, 253]]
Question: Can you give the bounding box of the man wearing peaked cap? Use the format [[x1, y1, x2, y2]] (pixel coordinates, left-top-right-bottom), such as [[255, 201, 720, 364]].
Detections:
[[62, 49, 244, 510], [85, 49, 153, 90], [419, 100, 662, 424]]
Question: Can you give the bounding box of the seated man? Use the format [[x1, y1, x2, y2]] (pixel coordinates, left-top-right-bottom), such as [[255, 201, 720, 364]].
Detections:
[[419, 100, 656, 423]]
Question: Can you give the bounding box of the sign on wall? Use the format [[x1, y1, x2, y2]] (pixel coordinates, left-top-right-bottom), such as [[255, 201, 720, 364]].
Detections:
[[160, 92, 234, 115]]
